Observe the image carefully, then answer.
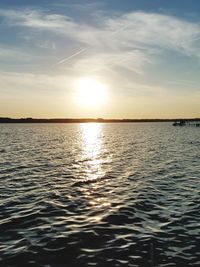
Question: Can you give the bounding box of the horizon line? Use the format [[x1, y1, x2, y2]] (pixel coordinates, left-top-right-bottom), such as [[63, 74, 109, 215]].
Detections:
[[1, 117, 200, 123]]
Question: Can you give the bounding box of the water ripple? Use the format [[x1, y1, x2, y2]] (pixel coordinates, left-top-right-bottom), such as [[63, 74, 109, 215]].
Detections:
[[0, 123, 200, 266]]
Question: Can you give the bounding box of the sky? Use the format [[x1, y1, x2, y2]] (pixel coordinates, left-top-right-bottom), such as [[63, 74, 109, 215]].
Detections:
[[0, 0, 200, 119]]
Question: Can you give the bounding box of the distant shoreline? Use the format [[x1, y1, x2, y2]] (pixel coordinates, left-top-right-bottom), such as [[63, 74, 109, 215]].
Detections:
[[0, 117, 200, 123]]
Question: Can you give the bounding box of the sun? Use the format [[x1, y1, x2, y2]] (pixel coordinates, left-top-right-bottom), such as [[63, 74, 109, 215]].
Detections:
[[75, 77, 107, 108]]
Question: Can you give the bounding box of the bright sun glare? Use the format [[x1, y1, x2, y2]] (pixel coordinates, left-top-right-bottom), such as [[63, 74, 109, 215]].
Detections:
[[76, 78, 107, 107]]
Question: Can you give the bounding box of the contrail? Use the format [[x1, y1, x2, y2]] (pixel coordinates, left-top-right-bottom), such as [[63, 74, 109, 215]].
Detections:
[[57, 48, 86, 65], [56, 24, 129, 66]]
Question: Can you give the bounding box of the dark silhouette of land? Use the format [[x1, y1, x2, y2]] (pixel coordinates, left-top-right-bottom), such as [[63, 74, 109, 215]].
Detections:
[[0, 117, 200, 123]]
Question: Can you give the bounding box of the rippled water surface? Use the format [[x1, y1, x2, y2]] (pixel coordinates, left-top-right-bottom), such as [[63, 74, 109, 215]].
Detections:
[[0, 123, 200, 267]]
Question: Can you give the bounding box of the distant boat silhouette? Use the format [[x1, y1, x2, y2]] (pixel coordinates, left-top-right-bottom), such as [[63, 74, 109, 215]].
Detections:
[[173, 120, 186, 126], [173, 120, 200, 127]]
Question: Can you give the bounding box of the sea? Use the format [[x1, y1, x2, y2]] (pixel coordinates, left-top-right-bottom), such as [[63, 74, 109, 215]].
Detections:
[[0, 123, 200, 267]]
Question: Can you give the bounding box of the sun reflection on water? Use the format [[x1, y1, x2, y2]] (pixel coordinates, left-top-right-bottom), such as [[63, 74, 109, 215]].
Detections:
[[80, 123, 105, 181], [79, 123, 112, 221]]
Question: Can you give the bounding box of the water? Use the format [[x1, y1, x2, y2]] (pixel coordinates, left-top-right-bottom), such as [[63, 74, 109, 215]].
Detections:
[[0, 123, 200, 267]]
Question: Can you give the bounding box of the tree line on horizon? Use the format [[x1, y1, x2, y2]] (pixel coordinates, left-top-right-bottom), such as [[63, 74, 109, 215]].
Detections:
[[0, 117, 200, 123]]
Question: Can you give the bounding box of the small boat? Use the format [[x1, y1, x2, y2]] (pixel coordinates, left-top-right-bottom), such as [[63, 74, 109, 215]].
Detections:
[[173, 120, 186, 126], [173, 120, 200, 127]]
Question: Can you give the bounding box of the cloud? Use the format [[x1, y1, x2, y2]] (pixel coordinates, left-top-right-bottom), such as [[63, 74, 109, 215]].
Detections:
[[0, 9, 75, 31], [70, 50, 151, 75], [1, 9, 200, 51], [0, 71, 71, 93], [0, 46, 28, 60], [1, 8, 200, 93], [104, 12, 200, 55]]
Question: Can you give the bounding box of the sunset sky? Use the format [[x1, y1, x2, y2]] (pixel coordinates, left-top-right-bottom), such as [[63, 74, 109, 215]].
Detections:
[[0, 0, 200, 119]]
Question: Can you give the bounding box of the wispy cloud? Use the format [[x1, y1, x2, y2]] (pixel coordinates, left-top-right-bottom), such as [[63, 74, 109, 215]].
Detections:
[[0, 46, 27, 60], [1, 8, 200, 73], [0, 9, 75, 31], [0, 70, 72, 94], [2, 9, 199, 53], [1, 7, 200, 103]]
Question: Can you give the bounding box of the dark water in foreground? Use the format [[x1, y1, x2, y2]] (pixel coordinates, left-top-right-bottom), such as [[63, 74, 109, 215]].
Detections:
[[0, 123, 200, 267]]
